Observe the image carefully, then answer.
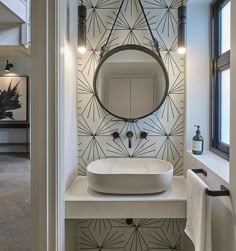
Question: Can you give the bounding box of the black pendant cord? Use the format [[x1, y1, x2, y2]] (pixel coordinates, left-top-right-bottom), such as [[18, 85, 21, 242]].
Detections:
[[99, 0, 162, 59], [99, 0, 125, 59], [137, 0, 161, 58]]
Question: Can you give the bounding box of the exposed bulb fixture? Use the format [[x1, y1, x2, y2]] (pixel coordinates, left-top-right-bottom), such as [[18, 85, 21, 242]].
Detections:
[[177, 47, 186, 55], [78, 0, 87, 54], [5, 60, 13, 72], [78, 46, 87, 54], [178, 4, 187, 55]]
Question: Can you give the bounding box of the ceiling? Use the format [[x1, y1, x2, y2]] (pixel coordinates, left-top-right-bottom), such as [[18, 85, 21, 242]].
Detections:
[[0, 46, 30, 56], [0, 3, 24, 23]]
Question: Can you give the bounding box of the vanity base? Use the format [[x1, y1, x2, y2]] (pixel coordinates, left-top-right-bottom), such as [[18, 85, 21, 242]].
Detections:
[[65, 176, 187, 219]]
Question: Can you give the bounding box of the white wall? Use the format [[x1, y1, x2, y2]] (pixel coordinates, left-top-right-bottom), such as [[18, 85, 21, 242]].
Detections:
[[0, 0, 28, 22], [62, 0, 78, 191], [0, 55, 31, 153], [0, 56, 30, 74], [185, 1, 236, 251], [229, 0, 236, 238], [185, 4, 210, 153], [0, 0, 31, 46], [60, 0, 78, 249], [0, 25, 21, 46]]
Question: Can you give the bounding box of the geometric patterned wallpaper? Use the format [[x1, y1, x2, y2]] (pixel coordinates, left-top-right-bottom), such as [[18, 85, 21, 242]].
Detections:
[[77, 0, 185, 250], [78, 218, 185, 250]]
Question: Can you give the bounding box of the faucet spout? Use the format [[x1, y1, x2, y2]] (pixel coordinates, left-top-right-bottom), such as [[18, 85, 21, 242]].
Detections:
[[128, 138, 132, 148], [126, 131, 134, 148]]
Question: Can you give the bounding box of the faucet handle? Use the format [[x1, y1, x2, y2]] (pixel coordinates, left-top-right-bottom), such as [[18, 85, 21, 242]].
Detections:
[[140, 131, 148, 139], [112, 131, 120, 140]]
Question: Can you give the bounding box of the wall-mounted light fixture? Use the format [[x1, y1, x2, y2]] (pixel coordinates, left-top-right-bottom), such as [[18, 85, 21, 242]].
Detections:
[[78, 0, 87, 54], [5, 60, 13, 72], [178, 3, 187, 55]]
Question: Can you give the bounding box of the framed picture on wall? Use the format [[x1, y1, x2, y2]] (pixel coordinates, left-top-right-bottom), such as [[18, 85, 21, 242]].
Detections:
[[0, 76, 29, 128]]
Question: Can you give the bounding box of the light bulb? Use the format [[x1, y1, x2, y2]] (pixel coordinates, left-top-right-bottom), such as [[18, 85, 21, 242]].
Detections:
[[177, 47, 186, 55], [78, 46, 87, 54]]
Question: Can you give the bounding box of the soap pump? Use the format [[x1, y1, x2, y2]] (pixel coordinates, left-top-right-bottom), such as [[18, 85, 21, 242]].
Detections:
[[192, 125, 204, 155]]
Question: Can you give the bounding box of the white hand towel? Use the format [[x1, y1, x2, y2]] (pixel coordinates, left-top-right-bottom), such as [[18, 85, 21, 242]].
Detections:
[[184, 169, 212, 251]]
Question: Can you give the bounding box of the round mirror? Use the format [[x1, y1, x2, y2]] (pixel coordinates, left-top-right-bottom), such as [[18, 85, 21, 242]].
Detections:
[[94, 45, 169, 121]]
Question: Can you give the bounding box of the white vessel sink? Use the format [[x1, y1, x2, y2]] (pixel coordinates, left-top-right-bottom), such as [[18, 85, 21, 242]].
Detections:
[[87, 158, 173, 194]]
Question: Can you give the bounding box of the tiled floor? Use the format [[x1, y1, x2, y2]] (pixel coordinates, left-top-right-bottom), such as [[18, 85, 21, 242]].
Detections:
[[0, 155, 31, 251]]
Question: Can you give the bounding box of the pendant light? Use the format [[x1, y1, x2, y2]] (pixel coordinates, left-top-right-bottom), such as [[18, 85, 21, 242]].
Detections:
[[78, 0, 87, 54], [99, 0, 163, 60], [178, 2, 187, 55]]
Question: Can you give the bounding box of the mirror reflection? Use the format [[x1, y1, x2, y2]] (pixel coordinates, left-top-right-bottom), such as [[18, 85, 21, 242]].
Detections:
[[94, 46, 169, 120]]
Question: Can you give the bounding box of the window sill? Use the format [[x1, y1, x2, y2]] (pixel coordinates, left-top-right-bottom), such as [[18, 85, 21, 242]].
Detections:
[[186, 150, 229, 183]]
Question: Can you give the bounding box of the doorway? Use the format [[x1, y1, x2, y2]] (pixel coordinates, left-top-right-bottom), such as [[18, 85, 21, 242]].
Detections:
[[0, 0, 31, 249]]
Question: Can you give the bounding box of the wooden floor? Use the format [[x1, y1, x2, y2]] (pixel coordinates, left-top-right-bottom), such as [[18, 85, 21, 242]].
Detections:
[[0, 155, 31, 251]]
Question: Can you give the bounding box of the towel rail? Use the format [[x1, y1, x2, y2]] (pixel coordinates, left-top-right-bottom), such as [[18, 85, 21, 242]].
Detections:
[[191, 168, 207, 176], [190, 169, 230, 197], [206, 185, 230, 197]]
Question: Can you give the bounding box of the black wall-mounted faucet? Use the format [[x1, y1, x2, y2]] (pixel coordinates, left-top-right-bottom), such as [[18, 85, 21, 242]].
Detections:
[[140, 131, 148, 139], [112, 131, 120, 140], [126, 131, 133, 148]]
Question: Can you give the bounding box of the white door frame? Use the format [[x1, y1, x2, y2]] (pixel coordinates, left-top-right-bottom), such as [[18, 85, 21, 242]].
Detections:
[[31, 0, 236, 249], [31, 0, 64, 250], [230, 0, 236, 211]]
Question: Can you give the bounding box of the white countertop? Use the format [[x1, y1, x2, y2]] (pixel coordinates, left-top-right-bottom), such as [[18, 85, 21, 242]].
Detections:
[[65, 176, 187, 219]]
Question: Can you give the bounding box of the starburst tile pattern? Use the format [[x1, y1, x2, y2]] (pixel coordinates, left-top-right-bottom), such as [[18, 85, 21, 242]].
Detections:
[[79, 219, 185, 251], [77, 0, 185, 249]]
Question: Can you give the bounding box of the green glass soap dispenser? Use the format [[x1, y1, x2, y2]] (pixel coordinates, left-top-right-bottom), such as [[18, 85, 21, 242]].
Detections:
[[192, 125, 204, 155]]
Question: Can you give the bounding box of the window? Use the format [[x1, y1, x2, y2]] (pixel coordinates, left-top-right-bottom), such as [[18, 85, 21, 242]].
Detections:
[[211, 0, 230, 160]]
